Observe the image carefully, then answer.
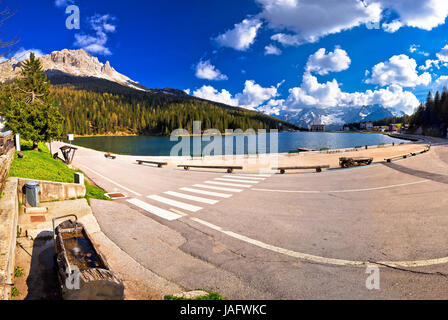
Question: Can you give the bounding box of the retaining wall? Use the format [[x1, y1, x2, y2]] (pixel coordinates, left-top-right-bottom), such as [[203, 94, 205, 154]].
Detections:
[[17, 178, 86, 202]]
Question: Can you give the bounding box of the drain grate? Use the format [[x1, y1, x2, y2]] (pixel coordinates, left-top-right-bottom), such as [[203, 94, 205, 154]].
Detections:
[[105, 192, 127, 199]]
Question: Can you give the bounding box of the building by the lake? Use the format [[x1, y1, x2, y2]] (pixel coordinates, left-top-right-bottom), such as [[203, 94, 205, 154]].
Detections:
[[360, 121, 373, 130], [310, 124, 326, 132]]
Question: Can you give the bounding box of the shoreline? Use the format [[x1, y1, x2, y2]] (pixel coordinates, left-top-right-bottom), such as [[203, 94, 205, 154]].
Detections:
[[50, 136, 433, 173], [52, 133, 422, 159]]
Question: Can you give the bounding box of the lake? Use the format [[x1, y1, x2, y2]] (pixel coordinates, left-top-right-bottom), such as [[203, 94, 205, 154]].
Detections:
[[69, 132, 405, 156]]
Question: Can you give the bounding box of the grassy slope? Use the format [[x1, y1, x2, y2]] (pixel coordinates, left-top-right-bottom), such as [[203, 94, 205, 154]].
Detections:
[[9, 141, 109, 201]]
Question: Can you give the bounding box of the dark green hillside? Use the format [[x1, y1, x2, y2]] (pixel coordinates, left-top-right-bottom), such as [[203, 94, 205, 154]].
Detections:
[[52, 85, 302, 136]]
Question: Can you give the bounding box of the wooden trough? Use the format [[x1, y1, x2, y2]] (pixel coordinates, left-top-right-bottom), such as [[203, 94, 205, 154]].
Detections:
[[53, 217, 124, 300]]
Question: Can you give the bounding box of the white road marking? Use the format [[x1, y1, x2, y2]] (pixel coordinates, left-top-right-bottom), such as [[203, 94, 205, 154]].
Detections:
[[190, 217, 448, 268], [193, 184, 244, 193], [223, 175, 266, 180], [214, 178, 259, 184], [205, 181, 252, 188], [164, 191, 219, 205], [148, 195, 202, 212], [127, 198, 182, 221], [252, 180, 431, 194], [81, 165, 142, 196], [180, 187, 232, 199], [236, 174, 271, 177], [169, 208, 188, 217]]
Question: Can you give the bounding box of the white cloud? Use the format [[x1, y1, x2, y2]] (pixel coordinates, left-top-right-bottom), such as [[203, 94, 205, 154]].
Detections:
[[74, 14, 116, 55], [419, 59, 440, 71], [257, 0, 381, 45], [378, 0, 448, 31], [366, 54, 431, 87], [409, 44, 429, 56], [285, 72, 419, 114], [11, 48, 44, 61], [434, 75, 448, 87], [256, 99, 285, 116], [382, 20, 403, 33], [195, 60, 228, 81], [264, 44, 282, 55], [235, 80, 281, 109], [214, 18, 262, 51], [270, 33, 302, 46], [55, 0, 74, 7], [184, 89, 191, 95], [192, 86, 238, 106], [287, 72, 342, 108], [305, 47, 351, 75], [245, 0, 448, 48], [436, 44, 448, 62], [192, 80, 281, 109]]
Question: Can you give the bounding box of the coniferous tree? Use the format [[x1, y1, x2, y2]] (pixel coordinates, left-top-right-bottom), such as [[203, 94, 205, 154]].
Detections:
[[4, 53, 63, 150]]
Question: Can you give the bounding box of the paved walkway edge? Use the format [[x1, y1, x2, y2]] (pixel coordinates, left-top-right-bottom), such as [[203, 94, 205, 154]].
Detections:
[[0, 177, 19, 300], [81, 211, 183, 299]]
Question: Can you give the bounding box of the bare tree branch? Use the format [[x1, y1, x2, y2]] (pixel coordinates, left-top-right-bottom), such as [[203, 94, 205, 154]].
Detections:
[[0, 3, 19, 66]]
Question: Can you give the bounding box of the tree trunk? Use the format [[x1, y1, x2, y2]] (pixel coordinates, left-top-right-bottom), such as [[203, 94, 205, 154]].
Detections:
[[32, 140, 38, 151]]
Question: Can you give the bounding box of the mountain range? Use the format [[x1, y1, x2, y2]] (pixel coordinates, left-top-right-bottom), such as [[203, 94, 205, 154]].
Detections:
[[0, 49, 301, 135], [275, 105, 404, 130], [0, 49, 397, 132]]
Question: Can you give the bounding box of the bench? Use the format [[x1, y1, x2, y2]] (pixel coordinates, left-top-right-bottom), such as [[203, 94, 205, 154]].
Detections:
[[339, 157, 373, 168], [137, 160, 168, 168], [385, 153, 413, 162], [272, 165, 330, 174], [105, 153, 116, 159], [177, 165, 243, 173]]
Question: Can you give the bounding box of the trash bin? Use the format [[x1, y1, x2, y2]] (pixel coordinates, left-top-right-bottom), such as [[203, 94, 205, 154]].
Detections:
[[25, 181, 39, 207], [74, 172, 84, 185]]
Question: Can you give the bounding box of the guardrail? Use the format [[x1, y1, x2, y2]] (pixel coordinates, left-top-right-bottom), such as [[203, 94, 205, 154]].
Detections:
[[178, 165, 243, 173], [272, 165, 330, 174]]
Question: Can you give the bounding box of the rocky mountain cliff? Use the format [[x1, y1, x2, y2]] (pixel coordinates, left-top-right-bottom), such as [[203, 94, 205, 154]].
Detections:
[[0, 49, 149, 91]]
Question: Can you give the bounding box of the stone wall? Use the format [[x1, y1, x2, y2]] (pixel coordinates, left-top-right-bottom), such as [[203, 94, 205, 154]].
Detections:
[[17, 178, 86, 202], [0, 178, 19, 300], [0, 138, 15, 194]]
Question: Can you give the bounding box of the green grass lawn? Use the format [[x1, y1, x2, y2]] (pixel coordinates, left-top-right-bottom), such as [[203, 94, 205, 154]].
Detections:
[[9, 141, 110, 201], [164, 291, 223, 300]]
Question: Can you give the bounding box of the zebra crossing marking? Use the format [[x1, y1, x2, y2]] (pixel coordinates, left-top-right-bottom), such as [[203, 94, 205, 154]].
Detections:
[[214, 178, 260, 184], [164, 191, 219, 205], [193, 184, 244, 193], [147, 194, 203, 212], [127, 198, 182, 221], [205, 180, 253, 188], [180, 187, 232, 198], [222, 175, 266, 180]]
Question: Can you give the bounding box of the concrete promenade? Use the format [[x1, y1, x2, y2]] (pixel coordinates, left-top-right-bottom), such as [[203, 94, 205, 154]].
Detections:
[[51, 138, 448, 299]]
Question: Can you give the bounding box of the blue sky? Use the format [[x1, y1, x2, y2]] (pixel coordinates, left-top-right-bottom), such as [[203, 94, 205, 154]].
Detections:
[[5, 0, 448, 116]]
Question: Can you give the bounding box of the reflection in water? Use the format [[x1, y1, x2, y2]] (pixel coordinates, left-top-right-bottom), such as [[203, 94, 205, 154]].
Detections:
[[71, 132, 405, 157]]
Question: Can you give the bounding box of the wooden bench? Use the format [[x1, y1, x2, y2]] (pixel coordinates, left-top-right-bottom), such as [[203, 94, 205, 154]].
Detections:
[[105, 153, 116, 159], [272, 165, 330, 174], [178, 165, 243, 173], [137, 160, 168, 168], [385, 154, 413, 163], [339, 157, 373, 168]]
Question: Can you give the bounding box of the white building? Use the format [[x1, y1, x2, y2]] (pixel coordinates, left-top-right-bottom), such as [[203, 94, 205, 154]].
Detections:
[[360, 121, 373, 130]]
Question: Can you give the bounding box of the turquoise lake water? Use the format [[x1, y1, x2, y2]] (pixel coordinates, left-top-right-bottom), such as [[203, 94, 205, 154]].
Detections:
[[70, 132, 405, 156]]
